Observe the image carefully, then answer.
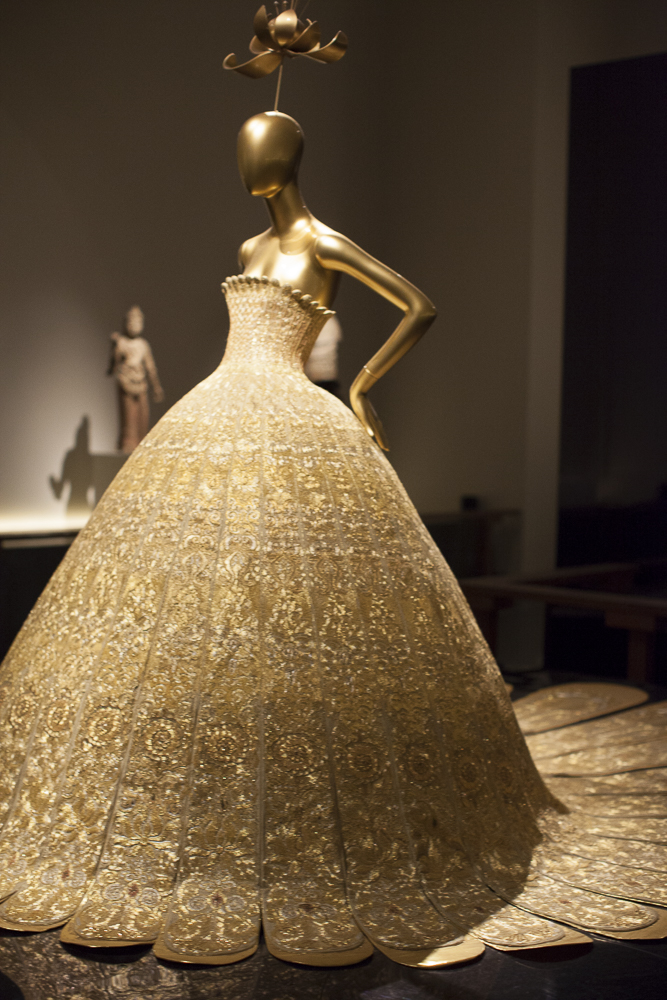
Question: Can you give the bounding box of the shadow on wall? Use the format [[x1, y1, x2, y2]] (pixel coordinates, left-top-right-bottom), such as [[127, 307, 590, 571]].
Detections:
[[49, 416, 126, 515]]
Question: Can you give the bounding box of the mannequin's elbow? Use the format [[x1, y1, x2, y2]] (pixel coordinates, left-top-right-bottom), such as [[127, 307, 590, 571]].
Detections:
[[416, 296, 437, 325]]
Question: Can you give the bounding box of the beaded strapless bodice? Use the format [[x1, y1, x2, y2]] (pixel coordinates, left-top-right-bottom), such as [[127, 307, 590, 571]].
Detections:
[[221, 275, 334, 373]]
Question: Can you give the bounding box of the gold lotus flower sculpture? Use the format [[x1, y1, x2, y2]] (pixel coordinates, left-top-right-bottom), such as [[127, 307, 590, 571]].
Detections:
[[223, 2, 347, 79]]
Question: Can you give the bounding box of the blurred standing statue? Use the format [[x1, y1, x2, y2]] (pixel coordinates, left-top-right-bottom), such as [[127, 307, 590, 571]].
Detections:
[[108, 306, 164, 453]]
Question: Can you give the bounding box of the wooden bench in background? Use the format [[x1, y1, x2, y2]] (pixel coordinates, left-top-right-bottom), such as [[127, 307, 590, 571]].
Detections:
[[461, 560, 667, 683]]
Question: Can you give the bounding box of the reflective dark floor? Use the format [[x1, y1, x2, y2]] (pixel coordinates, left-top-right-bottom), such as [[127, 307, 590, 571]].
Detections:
[[1, 928, 666, 1000]]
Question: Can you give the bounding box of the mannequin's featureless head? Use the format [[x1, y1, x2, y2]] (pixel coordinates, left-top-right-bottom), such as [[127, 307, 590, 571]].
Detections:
[[124, 306, 144, 337], [237, 112, 304, 197]]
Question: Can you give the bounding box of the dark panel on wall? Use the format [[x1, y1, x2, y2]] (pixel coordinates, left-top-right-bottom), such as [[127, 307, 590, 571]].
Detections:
[[560, 51, 667, 567]]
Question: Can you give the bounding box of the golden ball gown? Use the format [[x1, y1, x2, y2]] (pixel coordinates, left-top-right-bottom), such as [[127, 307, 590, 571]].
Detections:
[[0, 275, 666, 968]]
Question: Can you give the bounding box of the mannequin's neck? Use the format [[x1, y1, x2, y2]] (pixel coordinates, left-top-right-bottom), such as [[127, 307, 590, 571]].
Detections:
[[265, 181, 311, 241]]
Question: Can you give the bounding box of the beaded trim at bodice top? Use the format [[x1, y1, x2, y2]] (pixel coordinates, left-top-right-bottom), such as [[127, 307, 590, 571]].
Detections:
[[221, 274, 335, 372]]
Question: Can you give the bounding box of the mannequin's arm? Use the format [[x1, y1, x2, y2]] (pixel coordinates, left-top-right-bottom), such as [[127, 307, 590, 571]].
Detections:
[[315, 233, 436, 450]]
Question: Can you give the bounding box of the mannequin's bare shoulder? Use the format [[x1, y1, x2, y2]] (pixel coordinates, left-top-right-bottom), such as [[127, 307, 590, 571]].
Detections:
[[311, 221, 348, 247], [312, 226, 368, 271], [238, 230, 271, 269], [313, 228, 381, 270]]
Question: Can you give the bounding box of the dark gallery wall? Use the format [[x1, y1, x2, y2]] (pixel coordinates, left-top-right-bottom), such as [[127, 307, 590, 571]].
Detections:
[[3, 1, 667, 587]]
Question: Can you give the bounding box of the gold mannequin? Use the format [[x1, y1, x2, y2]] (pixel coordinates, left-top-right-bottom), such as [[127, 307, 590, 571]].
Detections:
[[238, 112, 436, 450]]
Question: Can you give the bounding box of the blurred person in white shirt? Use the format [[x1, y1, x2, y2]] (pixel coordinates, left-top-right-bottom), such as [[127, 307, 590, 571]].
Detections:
[[304, 315, 342, 397]]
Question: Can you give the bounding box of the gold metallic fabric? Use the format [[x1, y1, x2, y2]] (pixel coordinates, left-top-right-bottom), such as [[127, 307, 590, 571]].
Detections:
[[0, 277, 666, 967], [514, 681, 648, 734]]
